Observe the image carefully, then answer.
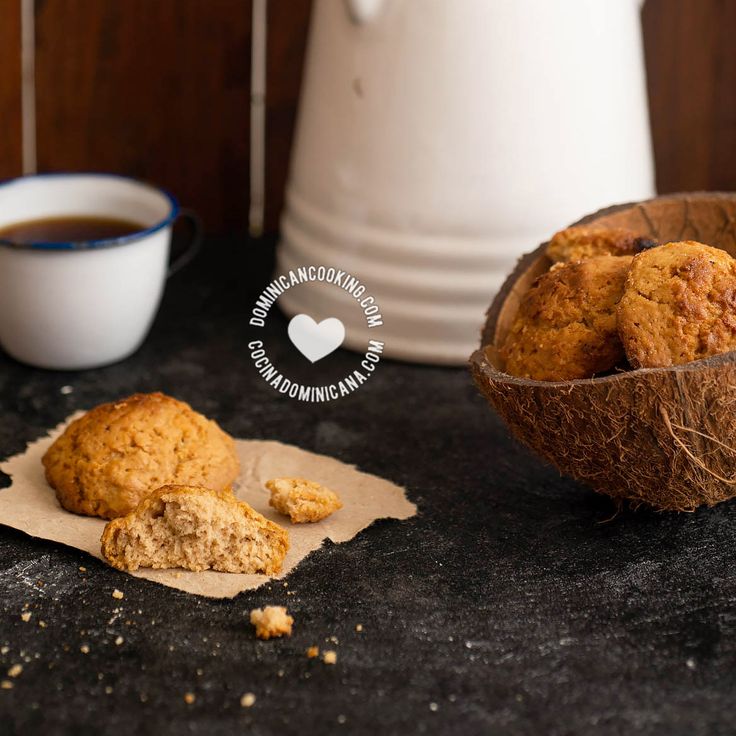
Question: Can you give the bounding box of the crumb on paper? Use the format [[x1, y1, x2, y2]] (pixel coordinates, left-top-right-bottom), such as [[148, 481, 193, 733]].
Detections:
[[266, 477, 343, 523], [7, 665, 22, 678], [1, 681, 13, 690], [250, 606, 293, 640], [323, 650, 337, 665], [20, 612, 31, 622], [184, 692, 195, 705], [355, 624, 363, 632], [112, 589, 124, 600], [240, 692, 256, 708], [306, 646, 319, 659], [80, 645, 90, 654]]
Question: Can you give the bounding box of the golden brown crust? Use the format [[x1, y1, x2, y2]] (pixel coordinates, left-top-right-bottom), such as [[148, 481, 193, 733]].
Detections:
[[100, 485, 289, 574], [42, 393, 240, 520], [250, 606, 294, 639], [266, 477, 343, 523], [546, 225, 655, 264], [500, 256, 632, 381], [618, 241, 736, 368]]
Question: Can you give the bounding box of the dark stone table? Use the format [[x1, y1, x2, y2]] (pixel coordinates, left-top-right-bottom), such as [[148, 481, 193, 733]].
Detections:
[[1, 237, 735, 736]]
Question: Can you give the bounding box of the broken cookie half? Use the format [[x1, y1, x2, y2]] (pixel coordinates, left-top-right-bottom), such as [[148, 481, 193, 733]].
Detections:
[[100, 485, 289, 574]]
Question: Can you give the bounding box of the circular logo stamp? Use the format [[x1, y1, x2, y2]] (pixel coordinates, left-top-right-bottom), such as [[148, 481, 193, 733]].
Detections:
[[248, 265, 385, 402]]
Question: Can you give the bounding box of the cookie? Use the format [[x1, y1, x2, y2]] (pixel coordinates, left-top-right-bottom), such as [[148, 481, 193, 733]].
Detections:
[[100, 485, 289, 574], [500, 255, 632, 381], [43, 392, 240, 519], [546, 225, 656, 264], [266, 477, 343, 523], [618, 241, 736, 368]]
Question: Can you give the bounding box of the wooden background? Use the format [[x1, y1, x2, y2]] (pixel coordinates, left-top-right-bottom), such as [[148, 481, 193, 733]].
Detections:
[[0, 0, 734, 234]]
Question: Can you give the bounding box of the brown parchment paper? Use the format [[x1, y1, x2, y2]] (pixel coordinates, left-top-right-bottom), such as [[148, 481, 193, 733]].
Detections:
[[0, 415, 416, 598]]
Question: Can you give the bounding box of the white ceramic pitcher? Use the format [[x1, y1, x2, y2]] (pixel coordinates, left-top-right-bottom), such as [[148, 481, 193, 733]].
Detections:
[[277, 0, 654, 365]]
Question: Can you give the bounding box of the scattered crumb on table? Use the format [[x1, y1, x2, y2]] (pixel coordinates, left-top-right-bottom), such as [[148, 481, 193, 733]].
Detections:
[[250, 606, 293, 640], [323, 650, 337, 665], [240, 692, 256, 708], [20, 612, 31, 622], [7, 665, 22, 678], [306, 646, 319, 659], [112, 589, 124, 600], [184, 692, 195, 704]]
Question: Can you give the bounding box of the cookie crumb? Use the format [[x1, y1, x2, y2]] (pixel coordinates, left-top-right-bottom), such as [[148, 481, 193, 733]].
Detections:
[[1, 681, 13, 690], [429, 702, 439, 712], [105, 686, 113, 694], [38, 621, 46, 629], [184, 692, 195, 705], [323, 650, 337, 665], [20, 612, 31, 623], [0, 647, 7, 655], [355, 624, 363, 632], [240, 692, 256, 708], [7, 665, 22, 678], [115, 636, 124, 646], [306, 646, 319, 659], [60, 385, 73, 395], [80, 645, 90, 654], [112, 589, 124, 600], [266, 477, 343, 523], [79, 566, 86, 572], [250, 606, 293, 640]]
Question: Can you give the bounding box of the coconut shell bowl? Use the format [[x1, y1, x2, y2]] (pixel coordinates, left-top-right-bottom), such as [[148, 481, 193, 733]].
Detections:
[[470, 192, 736, 512]]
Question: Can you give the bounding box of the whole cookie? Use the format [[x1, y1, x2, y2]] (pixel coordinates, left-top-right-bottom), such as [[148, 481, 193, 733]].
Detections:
[[500, 255, 632, 381], [43, 393, 240, 519], [618, 241, 736, 368], [546, 225, 656, 264]]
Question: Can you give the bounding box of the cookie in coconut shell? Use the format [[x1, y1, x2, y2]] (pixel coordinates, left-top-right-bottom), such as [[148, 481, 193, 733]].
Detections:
[[469, 192, 736, 511]]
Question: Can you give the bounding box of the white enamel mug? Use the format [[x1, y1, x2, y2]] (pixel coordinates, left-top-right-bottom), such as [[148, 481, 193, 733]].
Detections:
[[0, 173, 200, 370]]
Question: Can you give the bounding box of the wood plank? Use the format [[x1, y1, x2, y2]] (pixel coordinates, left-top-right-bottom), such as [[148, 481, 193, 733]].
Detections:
[[642, 0, 736, 194], [0, 0, 23, 179], [265, 0, 312, 232], [34, 0, 252, 233]]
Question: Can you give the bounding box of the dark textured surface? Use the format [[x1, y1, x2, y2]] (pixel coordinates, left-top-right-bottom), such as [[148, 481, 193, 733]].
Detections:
[[1, 238, 735, 736]]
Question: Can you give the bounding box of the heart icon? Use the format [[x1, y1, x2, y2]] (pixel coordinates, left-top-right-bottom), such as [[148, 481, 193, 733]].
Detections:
[[287, 314, 346, 363]]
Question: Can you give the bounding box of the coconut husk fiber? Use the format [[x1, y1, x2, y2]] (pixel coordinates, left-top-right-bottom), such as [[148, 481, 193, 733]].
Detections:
[[469, 192, 736, 511]]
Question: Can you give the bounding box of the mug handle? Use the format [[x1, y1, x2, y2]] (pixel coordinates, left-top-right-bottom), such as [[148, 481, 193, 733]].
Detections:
[[167, 208, 202, 278]]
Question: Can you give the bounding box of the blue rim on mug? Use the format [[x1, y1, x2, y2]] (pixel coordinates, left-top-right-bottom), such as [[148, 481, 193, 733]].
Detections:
[[0, 172, 180, 251]]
